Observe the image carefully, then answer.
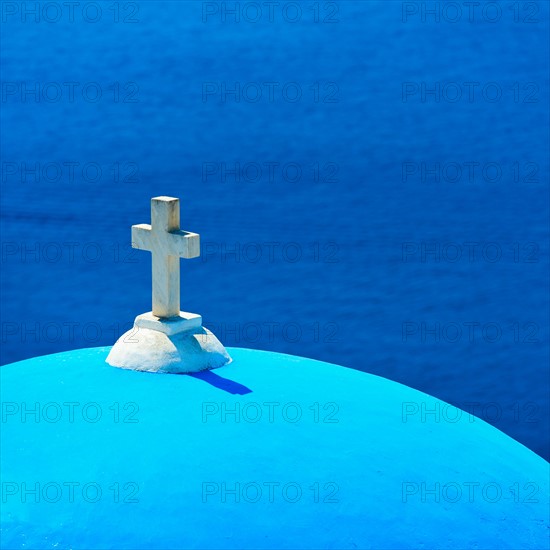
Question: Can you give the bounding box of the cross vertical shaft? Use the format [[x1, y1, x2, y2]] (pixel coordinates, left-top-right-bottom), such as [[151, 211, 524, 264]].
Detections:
[[131, 196, 200, 320], [151, 198, 180, 318], [152, 250, 180, 318]]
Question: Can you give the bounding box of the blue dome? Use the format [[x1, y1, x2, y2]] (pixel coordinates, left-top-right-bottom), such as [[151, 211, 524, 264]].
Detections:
[[1, 347, 548, 549]]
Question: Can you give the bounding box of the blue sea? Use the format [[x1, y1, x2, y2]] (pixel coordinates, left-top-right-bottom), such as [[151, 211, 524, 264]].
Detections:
[[1, 1, 548, 459]]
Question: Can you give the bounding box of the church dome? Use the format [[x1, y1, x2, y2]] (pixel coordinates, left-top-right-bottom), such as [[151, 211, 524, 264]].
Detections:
[[1, 346, 548, 549]]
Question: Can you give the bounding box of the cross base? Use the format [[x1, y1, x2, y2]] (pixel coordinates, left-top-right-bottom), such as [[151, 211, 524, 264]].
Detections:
[[106, 312, 231, 374], [135, 311, 202, 336]]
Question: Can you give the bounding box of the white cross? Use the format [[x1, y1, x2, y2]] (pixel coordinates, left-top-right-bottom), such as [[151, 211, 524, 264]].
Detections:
[[131, 197, 200, 319]]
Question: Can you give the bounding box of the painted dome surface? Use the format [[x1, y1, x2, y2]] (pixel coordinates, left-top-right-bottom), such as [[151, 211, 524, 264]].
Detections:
[[1, 347, 548, 549]]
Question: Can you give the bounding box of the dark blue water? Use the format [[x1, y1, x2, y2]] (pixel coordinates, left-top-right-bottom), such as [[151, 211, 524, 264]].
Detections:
[[1, 1, 548, 459]]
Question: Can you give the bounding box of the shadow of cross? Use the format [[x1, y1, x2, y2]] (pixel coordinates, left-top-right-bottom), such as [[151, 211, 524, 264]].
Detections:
[[189, 370, 253, 395], [131, 196, 200, 318]]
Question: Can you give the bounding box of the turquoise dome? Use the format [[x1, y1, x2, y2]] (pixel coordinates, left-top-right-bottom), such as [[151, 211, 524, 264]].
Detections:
[[1, 347, 548, 549]]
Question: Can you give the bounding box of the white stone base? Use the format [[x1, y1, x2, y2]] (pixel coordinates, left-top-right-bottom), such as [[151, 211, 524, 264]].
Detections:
[[134, 311, 203, 335], [106, 312, 231, 374]]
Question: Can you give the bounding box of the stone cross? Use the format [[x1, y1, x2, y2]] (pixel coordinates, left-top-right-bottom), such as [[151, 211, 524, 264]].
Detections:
[[131, 197, 200, 319]]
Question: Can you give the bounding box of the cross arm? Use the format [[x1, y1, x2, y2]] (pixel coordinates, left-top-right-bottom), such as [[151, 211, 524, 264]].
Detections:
[[166, 230, 200, 259], [131, 224, 153, 251], [131, 224, 200, 259]]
